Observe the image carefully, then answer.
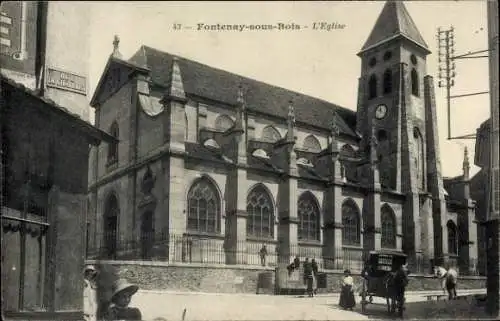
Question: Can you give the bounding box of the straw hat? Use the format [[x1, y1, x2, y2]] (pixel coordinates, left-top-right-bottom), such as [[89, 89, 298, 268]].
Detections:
[[83, 265, 97, 274], [110, 279, 139, 302]]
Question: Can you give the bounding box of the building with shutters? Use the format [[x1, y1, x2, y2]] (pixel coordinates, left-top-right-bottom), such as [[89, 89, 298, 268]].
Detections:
[[86, 1, 479, 275], [0, 1, 110, 319], [0, 75, 113, 319]]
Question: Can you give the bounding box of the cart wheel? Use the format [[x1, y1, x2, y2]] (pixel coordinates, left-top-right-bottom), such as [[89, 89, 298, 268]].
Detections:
[[360, 290, 367, 314]]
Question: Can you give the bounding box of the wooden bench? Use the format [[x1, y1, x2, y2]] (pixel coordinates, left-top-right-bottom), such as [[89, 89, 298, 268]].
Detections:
[[426, 294, 448, 301], [426, 294, 474, 301]]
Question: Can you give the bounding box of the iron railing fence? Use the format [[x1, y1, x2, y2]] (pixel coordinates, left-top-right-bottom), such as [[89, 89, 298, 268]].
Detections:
[[86, 231, 480, 275]]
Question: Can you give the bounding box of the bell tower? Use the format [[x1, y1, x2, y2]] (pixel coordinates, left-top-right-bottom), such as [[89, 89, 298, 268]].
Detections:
[[356, 1, 441, 268], [356, 1, 431, 192]]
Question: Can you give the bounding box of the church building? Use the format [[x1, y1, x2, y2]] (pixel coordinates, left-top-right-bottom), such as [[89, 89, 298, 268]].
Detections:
[[87, 1, 478, 274]]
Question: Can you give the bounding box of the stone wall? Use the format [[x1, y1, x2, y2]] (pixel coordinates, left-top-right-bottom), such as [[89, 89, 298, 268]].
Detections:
[[87, 260, 486, 295]]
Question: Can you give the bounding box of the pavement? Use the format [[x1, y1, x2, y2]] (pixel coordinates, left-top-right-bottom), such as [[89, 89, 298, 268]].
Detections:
[[128, 289, 491, 320]]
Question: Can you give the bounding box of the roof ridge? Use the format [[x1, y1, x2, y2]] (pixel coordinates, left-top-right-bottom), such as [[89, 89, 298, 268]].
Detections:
[[359, 1, 429, 54], [140, 45, 356, 115], [397, 1, 428, 48]]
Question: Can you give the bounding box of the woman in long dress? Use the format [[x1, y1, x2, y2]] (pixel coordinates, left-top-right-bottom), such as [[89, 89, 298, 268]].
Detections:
[[339, 269, 356, 310]]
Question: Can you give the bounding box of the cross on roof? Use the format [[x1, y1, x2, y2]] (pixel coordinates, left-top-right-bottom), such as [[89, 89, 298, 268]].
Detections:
[[112, 35, 122, 58]]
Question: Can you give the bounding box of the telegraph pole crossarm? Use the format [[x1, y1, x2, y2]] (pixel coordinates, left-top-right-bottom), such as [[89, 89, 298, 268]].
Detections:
[[437, 25, 490, 140]]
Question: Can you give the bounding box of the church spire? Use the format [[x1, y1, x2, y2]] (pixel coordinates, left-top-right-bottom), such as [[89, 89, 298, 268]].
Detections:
[[286, 99, 295, 143], [463, 146, 470, 180], [358, 1, 430, 55], [329, 113, 340, 155], [234, 85, 246, 132]]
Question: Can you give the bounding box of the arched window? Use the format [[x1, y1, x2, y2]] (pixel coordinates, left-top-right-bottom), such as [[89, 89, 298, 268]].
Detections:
[[303, 135, 321, 153], [298, 192, 320, 241], [108, 122, 119, 163], [215, 114, 234, 132], [381, 205, 396, 249], [104, 194, 119, 259], [413, 128, 425, 190], [340, 144, 355, 157], [261, 125, 281, 143], [411, 68, 419, 96], [342, 200, 361, 246], [187, 177, 220, 233], [447, 221, 458, 255], [383, 69, 392, 94], [368, 74, 377, 100], [246, 185, 274, 238]]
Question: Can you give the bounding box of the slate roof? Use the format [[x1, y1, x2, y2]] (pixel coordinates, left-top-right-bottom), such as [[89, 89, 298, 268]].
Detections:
[[129, 46, 358, 138], [297, 165, 328, 182], [185, 142, 230, 164], [360, 1, 429, 54], [247, 155, 284, 174]]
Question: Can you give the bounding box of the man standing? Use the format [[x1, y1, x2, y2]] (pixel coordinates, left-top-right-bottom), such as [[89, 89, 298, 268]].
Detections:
[[259, 245, 268, 267], [311, 258, 319, 294], [303, 258, 314, 297]]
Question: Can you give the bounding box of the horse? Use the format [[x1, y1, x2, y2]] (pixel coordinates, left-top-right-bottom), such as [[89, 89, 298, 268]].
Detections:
[[434, 266, 458, 300], [384, 264, 411, 317]]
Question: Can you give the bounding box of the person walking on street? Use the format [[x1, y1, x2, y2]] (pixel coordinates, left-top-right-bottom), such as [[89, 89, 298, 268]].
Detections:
[[311, 258, 319, 295], [339, 269, 356, 310]]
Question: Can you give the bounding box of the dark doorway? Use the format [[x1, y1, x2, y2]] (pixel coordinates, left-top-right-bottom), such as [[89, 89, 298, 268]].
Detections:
[[104, 195, 119, 259], [141, 211, 154, 260]]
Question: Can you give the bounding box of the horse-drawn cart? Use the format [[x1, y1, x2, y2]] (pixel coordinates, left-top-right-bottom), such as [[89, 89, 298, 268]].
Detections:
[[359, 251, 410, 317]]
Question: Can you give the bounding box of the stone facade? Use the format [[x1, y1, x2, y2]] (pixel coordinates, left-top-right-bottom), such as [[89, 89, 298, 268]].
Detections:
[[86, 261, 486, 295], [87, 2, 478, 276]]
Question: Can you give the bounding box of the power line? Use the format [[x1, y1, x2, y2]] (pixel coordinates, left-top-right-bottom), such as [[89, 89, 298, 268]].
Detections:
[[436, 26, 489, 141]]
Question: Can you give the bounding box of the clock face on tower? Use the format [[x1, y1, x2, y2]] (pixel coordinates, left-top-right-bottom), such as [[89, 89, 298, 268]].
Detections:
[[375, 104, 388, 119]]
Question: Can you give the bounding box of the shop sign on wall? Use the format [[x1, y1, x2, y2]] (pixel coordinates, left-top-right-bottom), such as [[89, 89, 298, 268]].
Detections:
[[46, 67, 87, 95]]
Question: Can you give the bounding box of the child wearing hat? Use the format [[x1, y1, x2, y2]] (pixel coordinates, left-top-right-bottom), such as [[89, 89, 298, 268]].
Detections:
[[104, 278, 142, 320], [83, 265, 99, 321]]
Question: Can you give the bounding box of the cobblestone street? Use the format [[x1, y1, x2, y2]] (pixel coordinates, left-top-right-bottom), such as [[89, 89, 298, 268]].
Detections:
[[129, 290, 490, 320]]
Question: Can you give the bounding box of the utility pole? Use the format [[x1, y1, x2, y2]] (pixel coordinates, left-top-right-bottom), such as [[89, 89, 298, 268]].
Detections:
[[485, 0, 499, 317], [437, 26, 457, 140], [0, 80, 5, 321], [437, 26, 490, 140]]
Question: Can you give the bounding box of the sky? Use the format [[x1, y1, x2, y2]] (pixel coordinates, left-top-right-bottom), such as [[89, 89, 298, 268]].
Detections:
[[87, 0, 490, 178]]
